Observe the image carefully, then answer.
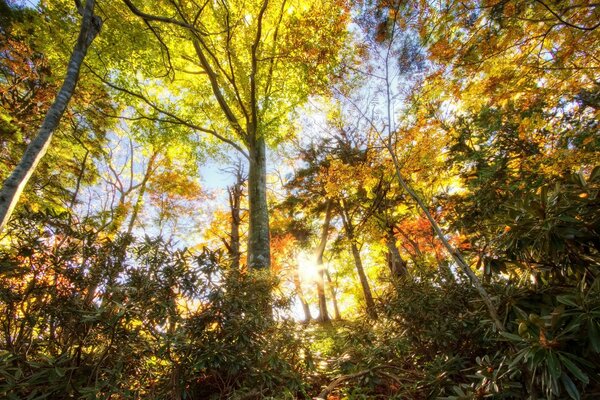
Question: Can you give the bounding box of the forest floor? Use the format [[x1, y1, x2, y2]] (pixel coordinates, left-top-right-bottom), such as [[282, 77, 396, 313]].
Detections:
[[298, 320, 424, 400]]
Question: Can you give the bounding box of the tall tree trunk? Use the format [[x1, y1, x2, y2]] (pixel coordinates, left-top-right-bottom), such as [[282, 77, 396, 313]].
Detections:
[[385, 227, 408, 279], [247, 135, 270, 269], [386, 149, 505, 332], [325, 269, 341, 320], [339, 201, 378, 320], [349, 240, 378, 320], [0, 0, 101, 233], [227, 164, 245, 269], [315, 199, 333, 323], [380, 13, 503, 331]]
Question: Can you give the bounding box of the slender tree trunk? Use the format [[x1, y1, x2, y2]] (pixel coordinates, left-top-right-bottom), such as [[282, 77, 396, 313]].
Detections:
[[292, 265, 312, 323], [340, 201, 378, 320], [228, 189, 241, 269], [69, 148, 89, 209], [386, 149, 505, 332], [386, 227, 408, 279], [126, 151, 158, 237], [379, 10, 502, 332], [315, 199, 333, 323], [227, 164, 245, 269], [0, 0, 101, 233], [325, 269, 341, 320], [349, 240, 378, 320], [247, 134, 270, 269]]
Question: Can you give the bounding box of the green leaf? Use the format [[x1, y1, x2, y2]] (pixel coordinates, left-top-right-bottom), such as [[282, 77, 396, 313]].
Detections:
[[546, 351, 561, 381], [507, 349, 527, 370], [499, 332, 523, 342], [588, 321, 600, 353], [558, 353, 589, 384], [556, 295, 579, 308], [561, 372, 580, 400], [590, 166, 600, 182]]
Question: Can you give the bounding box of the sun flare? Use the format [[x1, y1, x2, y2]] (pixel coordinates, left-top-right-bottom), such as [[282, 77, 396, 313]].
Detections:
[[296, 251, 322, 283]]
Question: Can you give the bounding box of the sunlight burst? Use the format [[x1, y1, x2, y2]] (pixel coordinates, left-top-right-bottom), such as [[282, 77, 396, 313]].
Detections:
[[296, 251, 322, 283]]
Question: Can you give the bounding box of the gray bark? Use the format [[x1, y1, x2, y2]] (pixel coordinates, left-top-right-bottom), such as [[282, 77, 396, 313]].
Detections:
[[247, 135, 270, 269], [0, 0, 101, 232], [387, 149, 505, 332]]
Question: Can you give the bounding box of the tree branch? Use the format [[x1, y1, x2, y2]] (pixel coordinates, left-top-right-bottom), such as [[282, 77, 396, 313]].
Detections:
[[534, 0, 600, 31], [121, 0, 208, 35], [192, 39, 247, 140], [89, 68, 249, 159], [250, 0, 270, 131]]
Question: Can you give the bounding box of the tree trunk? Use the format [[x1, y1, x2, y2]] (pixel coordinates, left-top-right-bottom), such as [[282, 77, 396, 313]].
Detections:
[[349, 241, 378, 320], [292, 265, 312, 323], [386, 149, 505, 332], [315, 199, 333, 323], [325, 269, 341, 320], [227, 164, 245, 269], [247, 135, 270, 269], [340, 201, 378, 320], [386, 227, 408, 279], [126, 151, 158, 237], [0, 0, 101, 233]]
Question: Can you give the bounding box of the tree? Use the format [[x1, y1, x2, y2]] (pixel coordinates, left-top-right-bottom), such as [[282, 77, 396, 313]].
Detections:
[[0, 0, 102, 232], [385, 0, 599, 289], [314, 199, 333, 322], [110, 0, 350, 269], [226, 161, 247, 269]]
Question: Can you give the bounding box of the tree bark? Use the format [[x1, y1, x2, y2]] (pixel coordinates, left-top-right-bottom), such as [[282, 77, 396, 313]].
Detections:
[[247, 135, 270, 269], [386, 227, 408, 279], [227, 163, 245, 269], [315, 199, 333, 323], [340, 201, 378, 320], [0, 0, 101, 232], [325, 268, 341, 320]]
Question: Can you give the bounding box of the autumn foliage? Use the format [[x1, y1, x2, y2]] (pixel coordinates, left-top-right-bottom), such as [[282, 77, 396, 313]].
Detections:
[[0, 0, 599, 399]]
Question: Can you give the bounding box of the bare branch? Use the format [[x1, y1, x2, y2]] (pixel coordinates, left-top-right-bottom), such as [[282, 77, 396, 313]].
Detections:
[[121, 0, 208, 35], [192, 39, 247, 140], [250, 0, 270, 130], [87, 66, 249, 158], [534, 0, 600, 31]]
